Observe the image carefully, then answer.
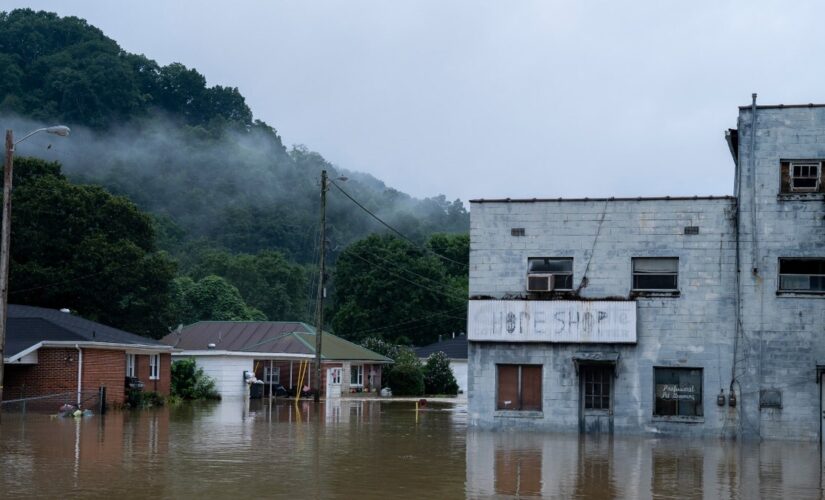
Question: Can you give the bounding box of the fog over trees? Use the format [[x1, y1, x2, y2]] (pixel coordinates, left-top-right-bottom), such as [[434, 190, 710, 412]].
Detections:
[[0, 9, 468, 344]]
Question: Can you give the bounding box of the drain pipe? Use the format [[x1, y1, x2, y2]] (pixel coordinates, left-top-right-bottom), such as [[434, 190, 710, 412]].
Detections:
[[75, 344, 83, 406], [749, 93, 759, 275]]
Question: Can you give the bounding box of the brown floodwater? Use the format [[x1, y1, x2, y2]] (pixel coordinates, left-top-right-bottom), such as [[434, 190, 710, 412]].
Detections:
[[0, 399, 822, 499]]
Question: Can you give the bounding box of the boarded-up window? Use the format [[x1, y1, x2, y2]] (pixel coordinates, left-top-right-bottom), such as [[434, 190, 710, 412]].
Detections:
[[654, 367, 703, 417], [780, 160, 825, 193], [632, 257, 679, 291], [497, 364, 542, 411]]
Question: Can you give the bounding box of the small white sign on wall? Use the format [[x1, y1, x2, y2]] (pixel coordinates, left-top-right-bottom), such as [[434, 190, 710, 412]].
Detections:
[[468, 300, 636, 343]]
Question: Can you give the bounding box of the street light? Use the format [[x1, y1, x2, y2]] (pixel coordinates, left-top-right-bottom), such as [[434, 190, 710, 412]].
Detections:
[[0, 125, 70, 421]]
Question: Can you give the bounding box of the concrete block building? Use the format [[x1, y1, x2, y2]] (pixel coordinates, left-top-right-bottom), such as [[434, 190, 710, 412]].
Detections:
[[467, 99, 825, 440]]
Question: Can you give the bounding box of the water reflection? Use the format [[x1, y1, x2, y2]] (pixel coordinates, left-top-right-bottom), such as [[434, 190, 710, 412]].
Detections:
[[0, 400, 822, 498], [466, 431, 822, 499]]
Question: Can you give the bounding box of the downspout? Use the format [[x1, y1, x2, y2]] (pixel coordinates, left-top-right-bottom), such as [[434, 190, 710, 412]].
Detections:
[[75, 345, 83, 406], [749, 93, 759, 275]]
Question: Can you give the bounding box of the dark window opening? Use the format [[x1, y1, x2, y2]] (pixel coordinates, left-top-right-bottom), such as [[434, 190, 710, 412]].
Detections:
[[654, 367, 703, 418], [779, 258, 825, 292], [511, 227, 526, 237], [528, 257, 573, 290], [582, 366, 611, 410], [497, 364, 542, 411], [632, 257, 678, 291]]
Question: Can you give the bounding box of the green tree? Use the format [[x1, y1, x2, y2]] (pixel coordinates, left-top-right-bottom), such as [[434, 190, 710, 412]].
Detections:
[[423, 351, 459, 395], [332, 234, 467, 345], [170, 275, 265, 325], [8, 157, 176, 337], [185, 249, 309, 322]]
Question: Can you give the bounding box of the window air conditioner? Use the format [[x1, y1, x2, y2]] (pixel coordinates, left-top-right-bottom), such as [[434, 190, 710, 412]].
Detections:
[[527, 273, 555, 292]]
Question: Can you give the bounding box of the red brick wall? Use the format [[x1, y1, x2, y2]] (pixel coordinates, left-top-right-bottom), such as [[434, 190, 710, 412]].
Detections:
[[3, 348, 171, 407], [135, 353, 171, 396], [81, 349, 126, 405], [4, 348, 79, 400]]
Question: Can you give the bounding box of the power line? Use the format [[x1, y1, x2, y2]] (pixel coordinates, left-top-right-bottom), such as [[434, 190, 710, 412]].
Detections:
[[361, 247, 466, 291], [348, 251, 467, 301], [330, 181, 469, 268], [345, 305, 467, 337]]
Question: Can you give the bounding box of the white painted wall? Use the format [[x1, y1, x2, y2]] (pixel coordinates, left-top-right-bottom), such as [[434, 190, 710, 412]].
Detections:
[[452, 360, 468, 395], [176, 355, 252, 399]]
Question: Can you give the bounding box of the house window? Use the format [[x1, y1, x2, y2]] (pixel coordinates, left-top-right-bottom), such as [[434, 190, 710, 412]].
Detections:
[[350, 365, 364, 387], [149, 354, 160, 380], [632, 257, 678, 291], [527, 257, 573, 290], [496, 364, 542, 411], [779, 258, 825, 293], [263, 366, 280, 384], [780, 160, 823, 193], [126, 354, 136, 377], [654, 367, 703, 418]]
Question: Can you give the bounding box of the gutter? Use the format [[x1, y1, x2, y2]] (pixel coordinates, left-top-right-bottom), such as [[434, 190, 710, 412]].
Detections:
[[173, 349, 314, 359], [4, 341, 176, 363]]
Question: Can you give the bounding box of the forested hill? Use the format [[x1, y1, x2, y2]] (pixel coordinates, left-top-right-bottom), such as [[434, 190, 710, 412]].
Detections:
[[0, 9, 468, 264]]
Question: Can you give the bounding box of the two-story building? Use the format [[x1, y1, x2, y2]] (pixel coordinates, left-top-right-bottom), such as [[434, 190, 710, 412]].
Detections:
[[467, 98, 825, 441]]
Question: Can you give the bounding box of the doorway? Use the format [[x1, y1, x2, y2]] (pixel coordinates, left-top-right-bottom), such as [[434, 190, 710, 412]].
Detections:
[[326, 367, 342, 399], [579, 364, 614, 434]]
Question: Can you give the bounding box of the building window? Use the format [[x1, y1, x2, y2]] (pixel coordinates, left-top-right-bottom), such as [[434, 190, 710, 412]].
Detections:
[[350, 365, 364, 387], [632, 257, 678, 291], [496, 364, 542, 411], [527, 257, 573, 290], [779, 258, 825, 293], [654, 367, 703, 418], [126, 354, 136, 378], [582, 366, 611, 410], [780, 160, 823, 193], [263, 366, 280, 384], [149, 354, 160, 380]]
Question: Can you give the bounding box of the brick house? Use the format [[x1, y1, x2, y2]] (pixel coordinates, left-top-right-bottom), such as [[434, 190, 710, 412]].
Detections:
[[3, 305, 173, 408], [161, 321, 392, 399]]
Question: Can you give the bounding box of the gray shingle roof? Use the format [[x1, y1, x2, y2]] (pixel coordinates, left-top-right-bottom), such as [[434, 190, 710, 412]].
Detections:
[[5, 304, 165, 357], [415, 336, 468, 360]]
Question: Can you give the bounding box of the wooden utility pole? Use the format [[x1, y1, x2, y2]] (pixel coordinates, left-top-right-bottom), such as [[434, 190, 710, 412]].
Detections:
[[314, 169, 327, 403], [0, 130, 14, 422]]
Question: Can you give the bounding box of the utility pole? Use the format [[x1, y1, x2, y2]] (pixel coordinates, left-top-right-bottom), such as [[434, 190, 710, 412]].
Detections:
[[0, 130, 13, 421], [0, 125, 68, 423], [313, 169, 327, 403]]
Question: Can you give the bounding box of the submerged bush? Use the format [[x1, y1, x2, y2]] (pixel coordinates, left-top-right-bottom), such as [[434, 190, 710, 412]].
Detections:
[[128, 390, 165, 408], [171, 358, 221, 400], [423, 351, 458, 395]]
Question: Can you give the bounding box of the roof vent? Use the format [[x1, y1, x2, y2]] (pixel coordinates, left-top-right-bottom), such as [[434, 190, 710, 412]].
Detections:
[[207, 343, 216, 350], [59, 308, 70, 313]]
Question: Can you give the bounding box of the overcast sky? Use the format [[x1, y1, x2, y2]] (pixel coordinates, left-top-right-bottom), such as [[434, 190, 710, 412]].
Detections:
[[6, 1, 825, 202]]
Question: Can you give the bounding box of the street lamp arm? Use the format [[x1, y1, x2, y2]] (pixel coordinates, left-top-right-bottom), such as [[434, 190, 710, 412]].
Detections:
[[13, 125, 71, 148]]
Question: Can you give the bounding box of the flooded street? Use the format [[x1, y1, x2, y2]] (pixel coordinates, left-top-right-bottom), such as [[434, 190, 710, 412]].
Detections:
[[0, 399, 822, 499]]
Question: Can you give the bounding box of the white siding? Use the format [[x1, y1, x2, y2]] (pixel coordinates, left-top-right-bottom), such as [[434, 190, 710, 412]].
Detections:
[[175, 355, 252, 398]]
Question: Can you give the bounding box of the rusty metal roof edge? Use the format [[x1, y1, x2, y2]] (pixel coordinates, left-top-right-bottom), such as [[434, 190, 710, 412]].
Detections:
[[470, 196, 736, 204]]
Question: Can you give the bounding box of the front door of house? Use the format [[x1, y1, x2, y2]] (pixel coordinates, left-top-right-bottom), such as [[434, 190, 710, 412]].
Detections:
[[326, 367, 342, 399], [580, 365, 614, 434]]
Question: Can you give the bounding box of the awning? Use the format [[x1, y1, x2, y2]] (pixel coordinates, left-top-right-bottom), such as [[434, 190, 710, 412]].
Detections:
[[573, 351, 620, 377]]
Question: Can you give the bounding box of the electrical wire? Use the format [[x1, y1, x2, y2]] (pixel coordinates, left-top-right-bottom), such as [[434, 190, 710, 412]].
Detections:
[[347, 252, 467, 301], [330, 181, 469, 268]]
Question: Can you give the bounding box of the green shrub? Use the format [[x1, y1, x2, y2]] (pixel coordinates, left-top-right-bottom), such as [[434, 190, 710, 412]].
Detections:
[[171, 358, 221, 400], [423, 351, 459, 395], [128, 390, 165, 408], [388, 363, 425, 396]]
